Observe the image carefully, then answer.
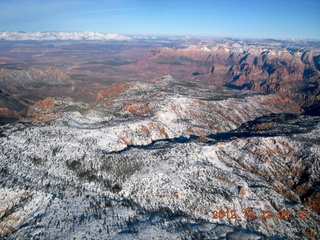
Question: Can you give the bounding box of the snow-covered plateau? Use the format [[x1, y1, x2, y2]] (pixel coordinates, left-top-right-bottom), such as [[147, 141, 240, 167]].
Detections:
[[0, 76, 319, 239]]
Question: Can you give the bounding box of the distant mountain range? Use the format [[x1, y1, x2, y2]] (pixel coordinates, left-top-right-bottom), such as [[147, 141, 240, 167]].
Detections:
[[0, 31, 131, 41]]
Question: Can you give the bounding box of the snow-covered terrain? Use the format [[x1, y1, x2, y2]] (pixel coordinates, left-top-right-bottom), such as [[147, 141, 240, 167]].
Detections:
[[0, 31, 131, 41], [0, 76, 319, 239]]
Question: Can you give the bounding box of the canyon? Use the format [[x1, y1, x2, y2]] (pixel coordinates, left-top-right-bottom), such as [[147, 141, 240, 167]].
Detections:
[[0, 34, 319, 239], [0, 37, 319, 124]]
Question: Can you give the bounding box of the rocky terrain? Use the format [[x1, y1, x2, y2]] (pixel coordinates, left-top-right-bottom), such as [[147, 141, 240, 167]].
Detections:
[[1, 36, 319, 124], [0, 76, 319, 239], [0, 67, 93, 124], [142, 42, 320, 113], [0, 35, 319, 239]]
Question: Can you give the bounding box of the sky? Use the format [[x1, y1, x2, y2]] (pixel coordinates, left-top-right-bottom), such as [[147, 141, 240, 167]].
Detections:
[[0, 0, 319, 39]]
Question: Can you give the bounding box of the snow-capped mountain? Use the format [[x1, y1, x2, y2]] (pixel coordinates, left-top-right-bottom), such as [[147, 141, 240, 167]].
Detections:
[[0, 31, 131, 41]]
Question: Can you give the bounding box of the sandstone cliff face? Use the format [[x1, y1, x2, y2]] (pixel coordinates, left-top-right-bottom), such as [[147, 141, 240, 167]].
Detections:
[[94, 82, 133, 106], [146, 44, 320, 113], [0, 67, 73, 123], [25, 97, 58, 123], [23, 97, 87, 123]]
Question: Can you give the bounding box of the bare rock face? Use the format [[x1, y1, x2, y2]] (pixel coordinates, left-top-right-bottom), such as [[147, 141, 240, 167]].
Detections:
[[145, 44, 320, 113], [94, 82, 133, 106], [0, 67, 73, 123], [238, 184, 251, 196], [23, 97, 87, 123], [24, 97, 61, 123]]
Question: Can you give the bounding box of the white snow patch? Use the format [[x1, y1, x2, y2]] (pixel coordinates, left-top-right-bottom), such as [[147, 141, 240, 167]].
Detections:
[[202, 146, 230, 171]]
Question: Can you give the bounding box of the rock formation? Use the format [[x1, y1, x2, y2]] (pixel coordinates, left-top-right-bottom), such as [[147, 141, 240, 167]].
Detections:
[[144, 43, 320, 113]]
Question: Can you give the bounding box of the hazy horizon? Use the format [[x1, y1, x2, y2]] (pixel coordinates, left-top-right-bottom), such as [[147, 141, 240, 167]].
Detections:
[[2, 30, 320, 41], [0, 0, 319, 40]]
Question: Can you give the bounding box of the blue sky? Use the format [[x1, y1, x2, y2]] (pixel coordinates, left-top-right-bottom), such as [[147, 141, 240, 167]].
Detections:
[[0, 0, 319, 39]]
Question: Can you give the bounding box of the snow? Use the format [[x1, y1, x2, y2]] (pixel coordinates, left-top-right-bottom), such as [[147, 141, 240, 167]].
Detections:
[[0, 31, 131, 41], [202, 146, 230, 171], [0, 76, 319, 239]]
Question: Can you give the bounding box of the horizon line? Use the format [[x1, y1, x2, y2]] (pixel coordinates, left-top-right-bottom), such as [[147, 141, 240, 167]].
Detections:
[[0, 31, 320, 42]]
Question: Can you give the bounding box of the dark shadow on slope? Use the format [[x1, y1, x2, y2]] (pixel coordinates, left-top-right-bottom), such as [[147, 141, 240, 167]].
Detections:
[[117, 208, 269, 239], [103, 113, 320, 154], [303, 102, 320, 116], [208, 113, 320, 142]]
